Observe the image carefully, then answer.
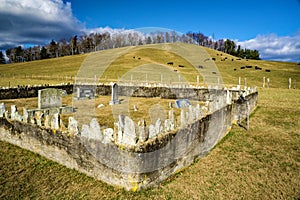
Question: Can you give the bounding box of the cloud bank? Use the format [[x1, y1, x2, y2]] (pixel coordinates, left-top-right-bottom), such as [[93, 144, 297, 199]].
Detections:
[[238, 31, 300, 62], [0, 0, 82, 49]]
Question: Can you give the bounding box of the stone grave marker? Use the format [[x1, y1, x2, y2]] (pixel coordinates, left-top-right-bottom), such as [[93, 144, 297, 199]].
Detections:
[[109, 83, 120, 105], [174, 99, 191, 108], [76, 86, 95, 99], [0, 103, 5, 117], [38, 88, 62, 109]]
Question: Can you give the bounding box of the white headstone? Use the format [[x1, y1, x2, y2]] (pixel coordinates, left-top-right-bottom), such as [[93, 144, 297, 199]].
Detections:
[[103, 128, 114, 144], [148, 124, 156, 139], [89, 118, 102, 140], [51, 113, 60, 130], [11, 105, 17, 120], [155, 118, 162, 135], [0, 103, 6, 117], [138, 119, 148, 142], [35, 111, 43, 126], [68, 117, 78, 135], [22, 108, 28, 123], [122, 116, 137, 145], [168, 109, 176, 130]]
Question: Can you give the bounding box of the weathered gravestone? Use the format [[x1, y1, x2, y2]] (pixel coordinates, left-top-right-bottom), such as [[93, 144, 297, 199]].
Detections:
[[174, 99, 191, 108], [38, 88, 62, 109], [76, 86, 95, 99], [0, 103, 5, 117], [109, 83, 120, 105]]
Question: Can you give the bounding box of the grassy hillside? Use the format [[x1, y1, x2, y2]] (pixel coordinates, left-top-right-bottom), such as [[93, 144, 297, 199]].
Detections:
[[0, 43, 300, 199]]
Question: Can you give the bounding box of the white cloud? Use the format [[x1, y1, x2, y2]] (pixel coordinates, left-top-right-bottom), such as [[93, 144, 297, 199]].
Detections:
[[238, 31, 300, 62], [0, 0, 83, 49]]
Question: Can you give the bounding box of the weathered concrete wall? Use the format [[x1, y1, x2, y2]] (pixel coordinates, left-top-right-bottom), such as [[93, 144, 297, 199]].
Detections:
[[1, 84, 241, 102], [0, 91, 258, 191], [0, 85, 73, 99]]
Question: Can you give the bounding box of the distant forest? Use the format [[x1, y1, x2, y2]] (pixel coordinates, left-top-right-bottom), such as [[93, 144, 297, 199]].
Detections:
[[0, 31, 260, 64]]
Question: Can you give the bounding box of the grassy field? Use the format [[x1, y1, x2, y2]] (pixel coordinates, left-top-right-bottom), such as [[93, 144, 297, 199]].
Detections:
[[0, 43, 300, 199]]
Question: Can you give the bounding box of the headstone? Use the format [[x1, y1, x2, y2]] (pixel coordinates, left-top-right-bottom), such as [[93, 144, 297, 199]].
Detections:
[[168, 109, 176, 130], [109, 83, 120, 105], [103, 128, 114, 144], [155, 118, 162, 135], [267, 78, 270, 88], [138, 119, 148, 142], [68, 117, 78, 135], [115, 115, 125, 143], [11, 105, 17, 120], [180, 109, 186, 127], [174, 99, 191, 108], [51, 113, 60, 130], [225, 90, 230, 105], [22, 108, 28, 123], [133, 105, 138, 112], [44, 115, 50, 128], [148, 124, 156, 139], [263, 77, 266, 88], [288, 78, 292, 89], [122, 116, 136, 145], [76, 86, 95, 99], [38, 88, 62, 109], [169, 102, 172, 108], [0, 103, 5, 117], [35, 111, 43, 126], [164, 119, 171, 132], [89, 118, 102, 140], [188, 105, 195, 123]]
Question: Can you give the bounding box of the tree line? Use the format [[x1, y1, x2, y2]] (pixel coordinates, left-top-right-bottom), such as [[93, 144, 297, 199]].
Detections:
[[1, 30, 260, 64]]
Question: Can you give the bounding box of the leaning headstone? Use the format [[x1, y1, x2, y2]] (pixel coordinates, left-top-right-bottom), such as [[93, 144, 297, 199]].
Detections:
[[0, 103, 6, 117], [122, 116, 137, 145], [133, 105, 138, 112], [68, 117, 78, 135], [174, 99, 191, 108], [38, 88, 62, 109], [109, 83, 120, 105]]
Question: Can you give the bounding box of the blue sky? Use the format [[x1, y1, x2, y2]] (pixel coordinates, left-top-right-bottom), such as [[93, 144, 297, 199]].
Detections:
[[1, 0, 300, 61], [70, 0, 300, 41]]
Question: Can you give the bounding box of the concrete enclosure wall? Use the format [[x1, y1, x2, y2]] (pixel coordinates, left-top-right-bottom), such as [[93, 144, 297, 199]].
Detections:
[[0, 87, 258, 191]]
